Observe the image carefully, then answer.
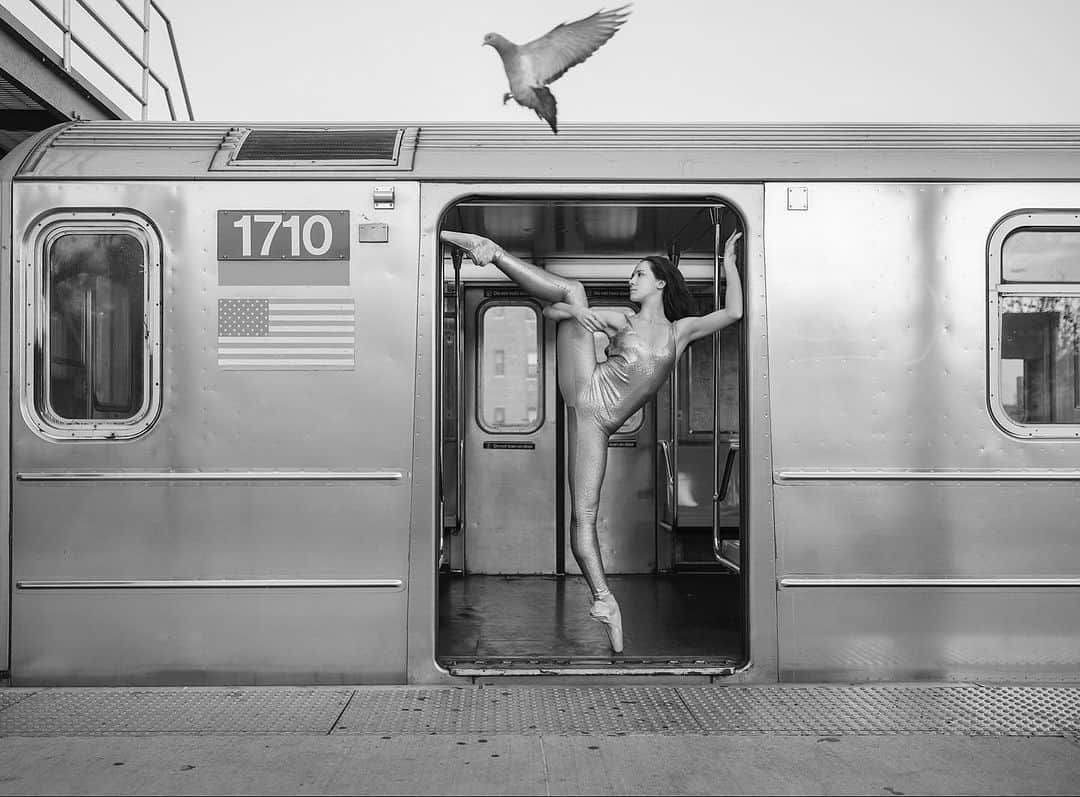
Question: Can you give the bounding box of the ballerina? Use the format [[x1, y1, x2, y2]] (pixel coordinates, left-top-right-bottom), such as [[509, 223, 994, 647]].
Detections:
[[442, 228, 743, 652]]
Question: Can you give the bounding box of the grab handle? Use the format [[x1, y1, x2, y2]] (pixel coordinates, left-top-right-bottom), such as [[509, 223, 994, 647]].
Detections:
[[658, 439, 677, 531], [713, 440, 739, 565]]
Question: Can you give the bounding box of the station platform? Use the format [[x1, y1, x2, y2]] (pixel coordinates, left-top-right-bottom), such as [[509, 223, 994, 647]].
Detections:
[[0, 682, 1077, 795]]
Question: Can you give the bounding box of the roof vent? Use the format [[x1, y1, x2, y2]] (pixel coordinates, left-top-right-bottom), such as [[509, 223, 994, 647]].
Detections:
[[210, 127, 417, 171]]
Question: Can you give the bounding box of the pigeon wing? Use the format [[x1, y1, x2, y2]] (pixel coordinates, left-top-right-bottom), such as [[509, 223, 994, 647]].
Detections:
[[520, 5, 631, 86]]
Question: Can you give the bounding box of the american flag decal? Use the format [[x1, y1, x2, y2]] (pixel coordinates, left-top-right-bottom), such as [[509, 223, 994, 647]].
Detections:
[[217, 298, 355, 370]]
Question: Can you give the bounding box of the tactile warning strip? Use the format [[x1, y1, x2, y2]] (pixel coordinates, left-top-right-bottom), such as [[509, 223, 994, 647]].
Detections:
[[0, 684, 1077, 737], [334, 686, 698, 735], [677, 685, 1080, 736], [0, 690, 36, 712], [0, 688, 352, 736]]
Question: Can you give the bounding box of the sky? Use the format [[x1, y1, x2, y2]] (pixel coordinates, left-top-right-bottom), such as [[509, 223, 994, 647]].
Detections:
[[7, 0, 1080, 124]]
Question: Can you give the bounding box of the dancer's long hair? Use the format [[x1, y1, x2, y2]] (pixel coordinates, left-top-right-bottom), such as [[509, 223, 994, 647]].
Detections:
[[641, 256, 697, 321]]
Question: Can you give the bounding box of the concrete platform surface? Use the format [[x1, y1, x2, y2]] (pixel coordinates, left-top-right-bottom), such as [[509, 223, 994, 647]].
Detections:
[[0, 683, 1077, 795]]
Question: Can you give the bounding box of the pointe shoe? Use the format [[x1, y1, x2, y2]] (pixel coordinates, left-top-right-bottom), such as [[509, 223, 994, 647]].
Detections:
[[589, 597, 624, 654], [440, 230, 502, 266]]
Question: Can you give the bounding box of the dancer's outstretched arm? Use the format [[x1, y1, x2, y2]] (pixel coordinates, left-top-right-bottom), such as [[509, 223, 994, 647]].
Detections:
[[541, 302, 575, 322], [677, 231, 744, 349], [543, 301, 630, 334]]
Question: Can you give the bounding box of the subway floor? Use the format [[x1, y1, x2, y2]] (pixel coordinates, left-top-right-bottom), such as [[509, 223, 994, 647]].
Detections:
[[438, 572, 742, 665]]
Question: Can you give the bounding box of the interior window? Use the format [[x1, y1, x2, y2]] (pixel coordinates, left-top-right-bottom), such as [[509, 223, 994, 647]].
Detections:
[[478, 303, 542, 432]]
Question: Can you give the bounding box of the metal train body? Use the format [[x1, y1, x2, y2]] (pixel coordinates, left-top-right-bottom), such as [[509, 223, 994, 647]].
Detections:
[[1, 122, 1079, 686]]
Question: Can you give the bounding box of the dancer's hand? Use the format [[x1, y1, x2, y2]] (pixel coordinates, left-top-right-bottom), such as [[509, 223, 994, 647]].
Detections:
[[573, 307, 607, 334], [441, 231, 503, 266], [724, 230, 742, 264], [465, 237, 502, 267]]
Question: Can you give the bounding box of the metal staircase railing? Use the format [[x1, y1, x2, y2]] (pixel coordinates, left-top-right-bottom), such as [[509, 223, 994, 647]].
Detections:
[[19, 0, 193, 120]]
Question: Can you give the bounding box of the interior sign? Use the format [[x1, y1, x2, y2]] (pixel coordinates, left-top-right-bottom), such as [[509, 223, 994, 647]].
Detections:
[[218, 210, 349, 260]]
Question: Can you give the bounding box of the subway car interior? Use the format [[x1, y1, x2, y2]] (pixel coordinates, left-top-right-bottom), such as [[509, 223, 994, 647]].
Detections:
[[437, 199, 746, 669]]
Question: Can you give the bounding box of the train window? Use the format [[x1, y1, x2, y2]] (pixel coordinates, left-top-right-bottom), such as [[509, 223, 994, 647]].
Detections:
[[25, 214, 161, 440], [989, 212, 1080, 435], [1002, 229, 1080, 282], [478, 303, 543, 433], [997, 296, 1080, 425]]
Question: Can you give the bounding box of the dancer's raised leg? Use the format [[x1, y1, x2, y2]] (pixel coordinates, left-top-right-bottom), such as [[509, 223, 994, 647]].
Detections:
[[442, 230, 598, 397], [442, 231, 579, 305]]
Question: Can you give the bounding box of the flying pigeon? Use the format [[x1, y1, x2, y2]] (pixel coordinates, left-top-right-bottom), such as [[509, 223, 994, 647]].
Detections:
[[483, 5, 632, 134]]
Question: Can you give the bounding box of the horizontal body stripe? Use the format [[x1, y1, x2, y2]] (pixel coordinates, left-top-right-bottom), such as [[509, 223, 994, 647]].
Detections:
[[17, 470, 403, 481], [17, 578, 403, 589], [776, 468, 1080, 481], [778, 576, 1080, 588]]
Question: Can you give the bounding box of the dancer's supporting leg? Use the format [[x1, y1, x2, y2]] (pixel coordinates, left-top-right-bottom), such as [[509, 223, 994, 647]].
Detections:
[[566, 411, 624, 653]]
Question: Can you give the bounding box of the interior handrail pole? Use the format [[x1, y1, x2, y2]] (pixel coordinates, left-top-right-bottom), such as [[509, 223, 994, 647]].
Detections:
[[709, 206, 725, 562], [452, 246, 465, 548]]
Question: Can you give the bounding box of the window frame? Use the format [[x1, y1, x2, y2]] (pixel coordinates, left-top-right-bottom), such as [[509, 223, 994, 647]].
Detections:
[[22, 210, 163, 441], [988, 210, 1080, 439], [475, 298, 545, 435]]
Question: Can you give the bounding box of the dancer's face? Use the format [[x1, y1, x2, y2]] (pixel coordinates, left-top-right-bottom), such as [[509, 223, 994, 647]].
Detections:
[[629, 260, 664, 303]]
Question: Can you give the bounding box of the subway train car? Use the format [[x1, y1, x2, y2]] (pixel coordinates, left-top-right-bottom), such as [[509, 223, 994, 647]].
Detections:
[[1, 122, 1079, 686]]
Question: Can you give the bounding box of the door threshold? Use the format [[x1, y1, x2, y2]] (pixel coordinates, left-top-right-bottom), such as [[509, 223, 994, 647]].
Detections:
[[442, 656, 739, 677]]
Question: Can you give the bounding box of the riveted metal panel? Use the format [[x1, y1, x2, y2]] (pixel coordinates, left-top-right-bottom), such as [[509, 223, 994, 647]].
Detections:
[[0, 688, 353, 735], [775, 482, 1080, 576], [12, 589, 409, 686], [765, 183, 1080, 681], [9, 179, 420, 684], [777, 587, 1080, 683], [0, 132, 46, 674], [766, 182, 1080, 473]]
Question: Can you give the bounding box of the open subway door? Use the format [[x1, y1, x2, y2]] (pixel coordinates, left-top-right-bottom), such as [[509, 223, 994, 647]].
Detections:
[[432, 193, 759, 676]]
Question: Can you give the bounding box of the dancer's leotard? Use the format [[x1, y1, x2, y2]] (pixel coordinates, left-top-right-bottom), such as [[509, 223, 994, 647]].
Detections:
[[575, 317, 677, 434]]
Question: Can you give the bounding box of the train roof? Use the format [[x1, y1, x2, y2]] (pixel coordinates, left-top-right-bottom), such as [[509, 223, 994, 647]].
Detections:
[[12, 121, 1080, 181]]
